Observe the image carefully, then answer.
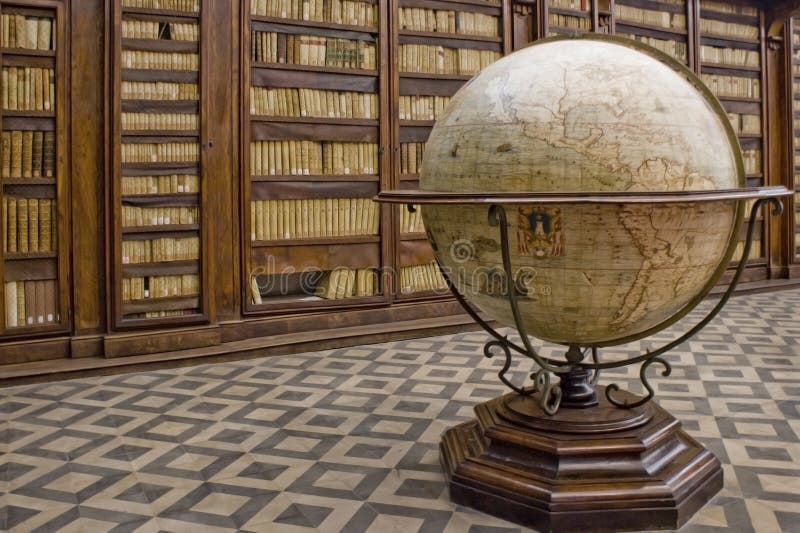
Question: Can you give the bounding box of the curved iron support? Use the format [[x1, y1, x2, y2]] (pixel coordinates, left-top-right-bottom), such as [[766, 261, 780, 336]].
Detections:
[[484, 340, 535, 396], [606, 356, 672, 408]]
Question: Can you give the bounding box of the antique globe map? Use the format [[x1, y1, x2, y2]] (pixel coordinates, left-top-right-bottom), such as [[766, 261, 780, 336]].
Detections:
[[420, 37, 744, 346]]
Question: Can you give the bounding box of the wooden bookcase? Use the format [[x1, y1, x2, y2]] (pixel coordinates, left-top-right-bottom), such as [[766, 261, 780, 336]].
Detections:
[[109, 0, 208, 329], [242, 0, 391, 313], [614, 0, 692, 66], [392, 0, 510, 300], [0, 0, 70, 338], [696, 1, 767, 279]]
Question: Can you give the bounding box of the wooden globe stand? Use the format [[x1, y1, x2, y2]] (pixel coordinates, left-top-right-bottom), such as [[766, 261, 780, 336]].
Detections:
[[417, 195, 785, 532], [440, 380, 722, 532]]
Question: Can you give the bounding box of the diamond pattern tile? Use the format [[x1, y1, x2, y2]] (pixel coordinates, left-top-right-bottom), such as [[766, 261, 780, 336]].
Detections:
[[0, 289, 798, 531]]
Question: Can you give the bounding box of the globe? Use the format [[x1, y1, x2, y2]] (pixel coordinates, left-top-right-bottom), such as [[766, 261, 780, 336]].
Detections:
[[420, 35, 745, 347]]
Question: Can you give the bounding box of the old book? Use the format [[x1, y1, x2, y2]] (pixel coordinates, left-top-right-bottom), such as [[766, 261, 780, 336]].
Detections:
[[250, 276, 263, 305], [22, 130, 33, 177], [34, 279, 45, 324], [13, 281, 24, 327], [44, 279, 56, 323], [24, 279, 35, 325], [11, 130, 22, 177], [7, 197, 17, 252], [37, 18, 51, 50], [300, 198, 309, 238], [31, 131, 43, 177], [1, 132, 9, 177], [7, 67, 17, 109], [17, 198, 28, 252], [39, 199, 51, 251], [5, 281, 17, 327], [43, 131, 55, 176], [28, 198, 38, 251]]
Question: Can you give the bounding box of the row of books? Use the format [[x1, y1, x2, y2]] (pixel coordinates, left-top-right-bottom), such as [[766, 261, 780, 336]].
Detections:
[[548, 13, 591, 31], [700, 45, 759, 67], [699, 19, 758, 41], [121, 0, 200, 13], [121, 81, 199, 101], [398, 95, 451, 121], [121, 142, 200, 163], [121, 236, 199, 264], [397, 45, 500, 75], [1, 67, 55, 112], [743, 148, 761, 174], [700, 1, 757, 17], [121, 174, 199, 195], [314, 268, 376, 300], [121, 205, 199, 227], [121, 51, 199, 71], [2, 197, 56, 253], [399, 205, 425, 234], [398, 8, 500, 38], [250, 140, 378, 176], [399, 262, 446, 294], [1, 130, 56, 179], [400, 142, 425, 175], [249, 86, 378, 118], [619, 33, 687, 63], [121, 112, 199, 131], [134, 310, 197, 318], [727, 113, 761, 135], [4, 280, 58, 328], [121, 21, 199, 41], [250, 0, 378, 28], [701, 73, 760, 99], [122, 274, 200, 301], [1, 15, 54, 50], [549, 0, 589, 11], [251, 32, 377, 70], [793, 32, 800, 47], [251, 197, 379, 240], [614, 5, 686, 30], [794, 64, 800, 78]]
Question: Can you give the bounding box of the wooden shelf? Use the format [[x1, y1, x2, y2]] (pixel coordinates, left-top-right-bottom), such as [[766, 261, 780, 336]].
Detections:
[[398, 29, 502, 42], [251, 14, 379, 35], [1, 48, 55, 58], [4, 251, 57, 261], [250, 293, 385, 310], [121, 38, 199, 53], [548, 7, 590, 18], [122, 129, 200, 137], [1, 110, 55, 118], [122, 260, 199, 277], [700, 34, 760, 46], [251, 174, 379, 182], [699, 9, 759, 27], [252, 235, 380, 247], [615, 21, 688, 36], [122, 68, 199, 83], [716, 96, 761, 103], [122, 294, 200, 314], [122, 224, 200, 235], [251, 62, 379, 77], [400, 119, 435, 127], [399, 72, 473, 80], [2, 178, 56, 186], [251, 116, 378, 126], [700, 62, 761, 72], [121, 6, 200, 19], [401, 232, 427, 241]]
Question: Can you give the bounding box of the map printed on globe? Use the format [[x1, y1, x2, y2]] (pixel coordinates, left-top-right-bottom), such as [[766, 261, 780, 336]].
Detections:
[[420, 36, 745, 347]]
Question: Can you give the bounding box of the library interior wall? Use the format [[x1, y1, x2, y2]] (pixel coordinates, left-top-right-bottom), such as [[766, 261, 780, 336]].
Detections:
[[0, 0, 799, 377]]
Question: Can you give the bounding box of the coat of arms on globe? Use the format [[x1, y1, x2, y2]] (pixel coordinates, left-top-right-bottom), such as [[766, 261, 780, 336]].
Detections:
[[517, 207, 562, 258]]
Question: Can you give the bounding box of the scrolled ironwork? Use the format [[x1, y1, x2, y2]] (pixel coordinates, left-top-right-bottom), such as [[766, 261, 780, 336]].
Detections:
[[605, 356, 672, 408], [483, 339, 533, 396]]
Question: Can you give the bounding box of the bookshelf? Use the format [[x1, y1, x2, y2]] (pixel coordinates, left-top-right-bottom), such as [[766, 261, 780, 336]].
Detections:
[[0, 0, 69, 337], [392, 0, 507, 299], [613, 0, 692, 65], [110, 0, 207, 328], [696, 0, 766, 271], [243, 0, 390, 312]]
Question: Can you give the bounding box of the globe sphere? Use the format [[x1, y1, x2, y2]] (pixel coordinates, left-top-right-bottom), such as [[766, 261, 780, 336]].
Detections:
[[420, 35, 744, 347]]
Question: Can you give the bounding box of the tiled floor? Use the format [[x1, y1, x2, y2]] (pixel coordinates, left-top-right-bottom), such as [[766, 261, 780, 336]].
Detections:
[[1, 289, 799, 532]]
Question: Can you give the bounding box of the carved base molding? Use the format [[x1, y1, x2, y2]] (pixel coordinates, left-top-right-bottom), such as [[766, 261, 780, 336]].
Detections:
[[440, 387, 723, 532]]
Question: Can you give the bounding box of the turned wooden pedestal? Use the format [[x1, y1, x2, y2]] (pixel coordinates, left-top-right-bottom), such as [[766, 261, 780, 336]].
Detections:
[[440, 387, 722, 532]]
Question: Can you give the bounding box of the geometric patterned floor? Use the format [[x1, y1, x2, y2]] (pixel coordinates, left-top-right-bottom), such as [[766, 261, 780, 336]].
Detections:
[[1, 289, 798, 532]]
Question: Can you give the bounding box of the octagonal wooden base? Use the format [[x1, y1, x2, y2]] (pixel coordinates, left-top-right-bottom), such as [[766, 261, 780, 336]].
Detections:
[[440, 387, 722, 532]]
